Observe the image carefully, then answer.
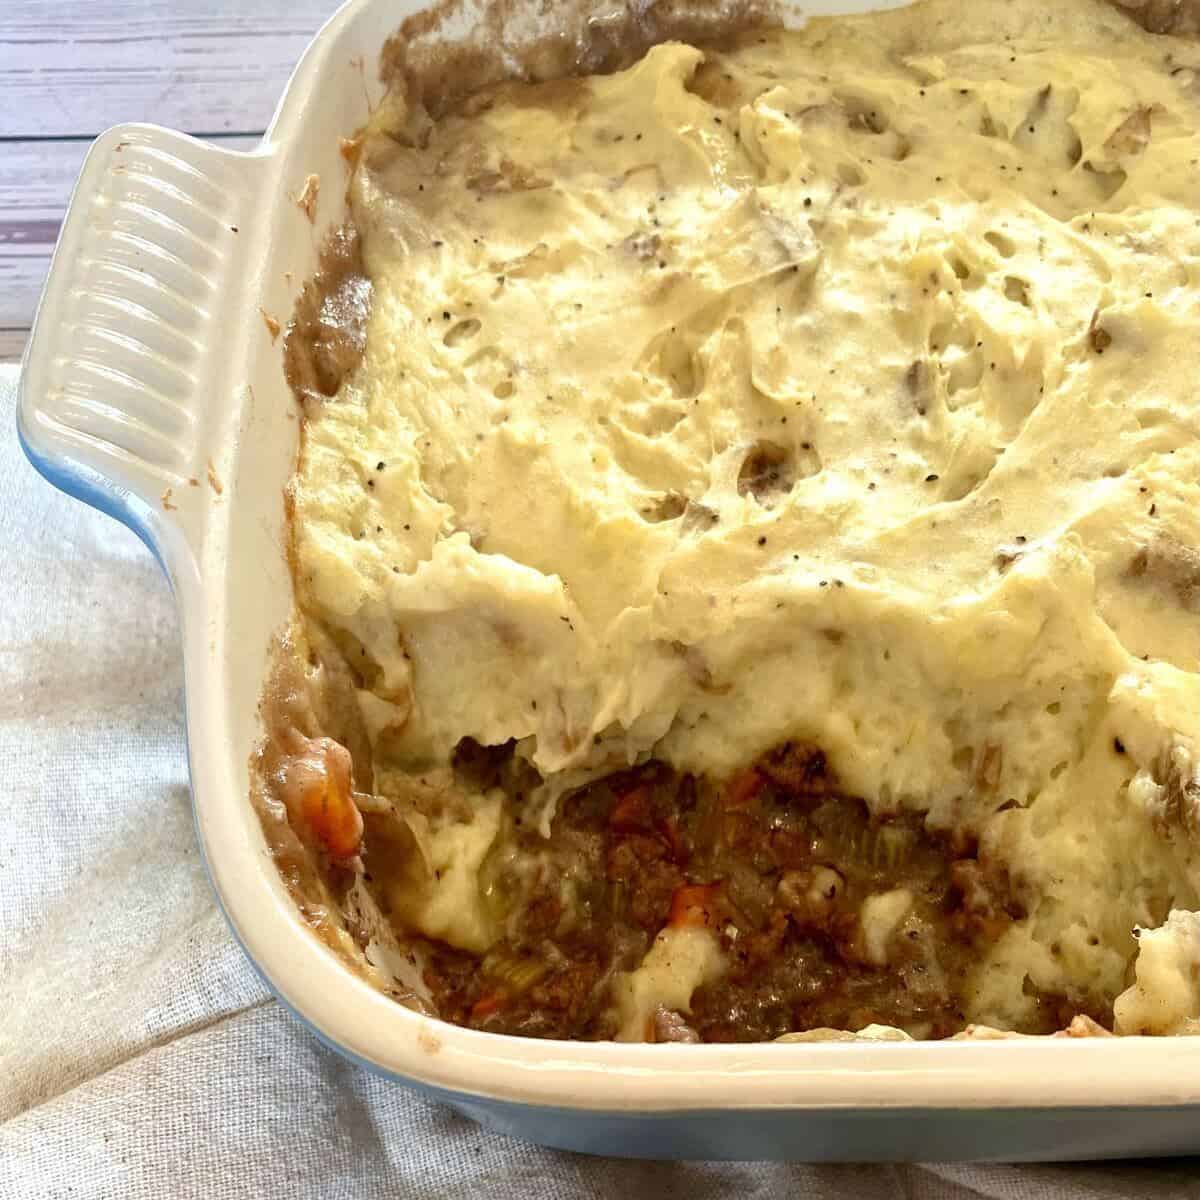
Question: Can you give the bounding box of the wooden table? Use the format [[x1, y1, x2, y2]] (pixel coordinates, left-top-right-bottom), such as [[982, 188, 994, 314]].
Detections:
[[0, 0, 338, 362]]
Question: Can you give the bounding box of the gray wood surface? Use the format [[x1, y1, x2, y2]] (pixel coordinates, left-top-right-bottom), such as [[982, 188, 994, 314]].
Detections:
[[1, 1, 336, 360]]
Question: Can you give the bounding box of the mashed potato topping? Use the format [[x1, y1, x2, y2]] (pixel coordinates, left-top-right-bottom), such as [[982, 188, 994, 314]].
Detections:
[[280, 0, 1200, 1036]]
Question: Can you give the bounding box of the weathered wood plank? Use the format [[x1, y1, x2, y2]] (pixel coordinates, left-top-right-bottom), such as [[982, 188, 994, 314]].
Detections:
[[2, 1, 344, 350], [0, 1, 335, 138], [0, 327, 28, 364], [0, 135, 258, 346]]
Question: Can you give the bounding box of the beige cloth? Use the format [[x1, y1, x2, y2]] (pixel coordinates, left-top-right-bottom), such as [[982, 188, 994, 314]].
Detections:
[[2, 364, 1200, 1196]]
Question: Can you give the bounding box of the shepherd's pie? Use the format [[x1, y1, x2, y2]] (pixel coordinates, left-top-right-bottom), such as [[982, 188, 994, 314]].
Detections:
[[258, 0, 1200, 1042]]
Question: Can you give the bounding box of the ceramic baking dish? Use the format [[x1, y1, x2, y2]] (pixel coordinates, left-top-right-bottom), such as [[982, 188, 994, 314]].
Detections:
[[17, 0, 1200, 1161]]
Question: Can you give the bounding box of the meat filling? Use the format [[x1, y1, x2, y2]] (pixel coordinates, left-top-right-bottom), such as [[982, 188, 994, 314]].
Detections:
[[405, 741, 1071, 1041]]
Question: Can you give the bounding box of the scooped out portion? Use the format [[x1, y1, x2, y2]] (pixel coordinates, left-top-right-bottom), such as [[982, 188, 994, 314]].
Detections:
[[419, 741, 1042, 1042], [259, 0, 1200, 1041]]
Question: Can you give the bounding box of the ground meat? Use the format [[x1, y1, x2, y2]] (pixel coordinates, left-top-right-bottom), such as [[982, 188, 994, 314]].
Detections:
[[410, 740, 1055, 1042]]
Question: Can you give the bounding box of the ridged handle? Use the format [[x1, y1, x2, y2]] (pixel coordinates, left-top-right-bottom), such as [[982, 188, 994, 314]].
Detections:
[[17, 124, 270, 571]]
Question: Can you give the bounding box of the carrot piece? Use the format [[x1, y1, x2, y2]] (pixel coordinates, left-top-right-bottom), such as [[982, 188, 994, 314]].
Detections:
[[610, 785, 652, 832], [297, 739, 362, 859], [723, 768, 764, 810], [470, 991, 506, 1021], [668, 882, 722, 928]]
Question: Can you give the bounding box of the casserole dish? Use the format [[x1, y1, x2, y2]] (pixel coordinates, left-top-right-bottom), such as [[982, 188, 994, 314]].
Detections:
[[18, 0, 1200, 1160]]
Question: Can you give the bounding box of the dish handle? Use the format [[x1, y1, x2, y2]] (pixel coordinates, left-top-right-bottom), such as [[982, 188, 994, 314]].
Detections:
[[16, 124, 270, 573]]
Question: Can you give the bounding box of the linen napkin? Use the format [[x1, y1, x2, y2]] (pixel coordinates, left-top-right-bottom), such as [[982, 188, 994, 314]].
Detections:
[[2, 363, 1199, 1197]]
